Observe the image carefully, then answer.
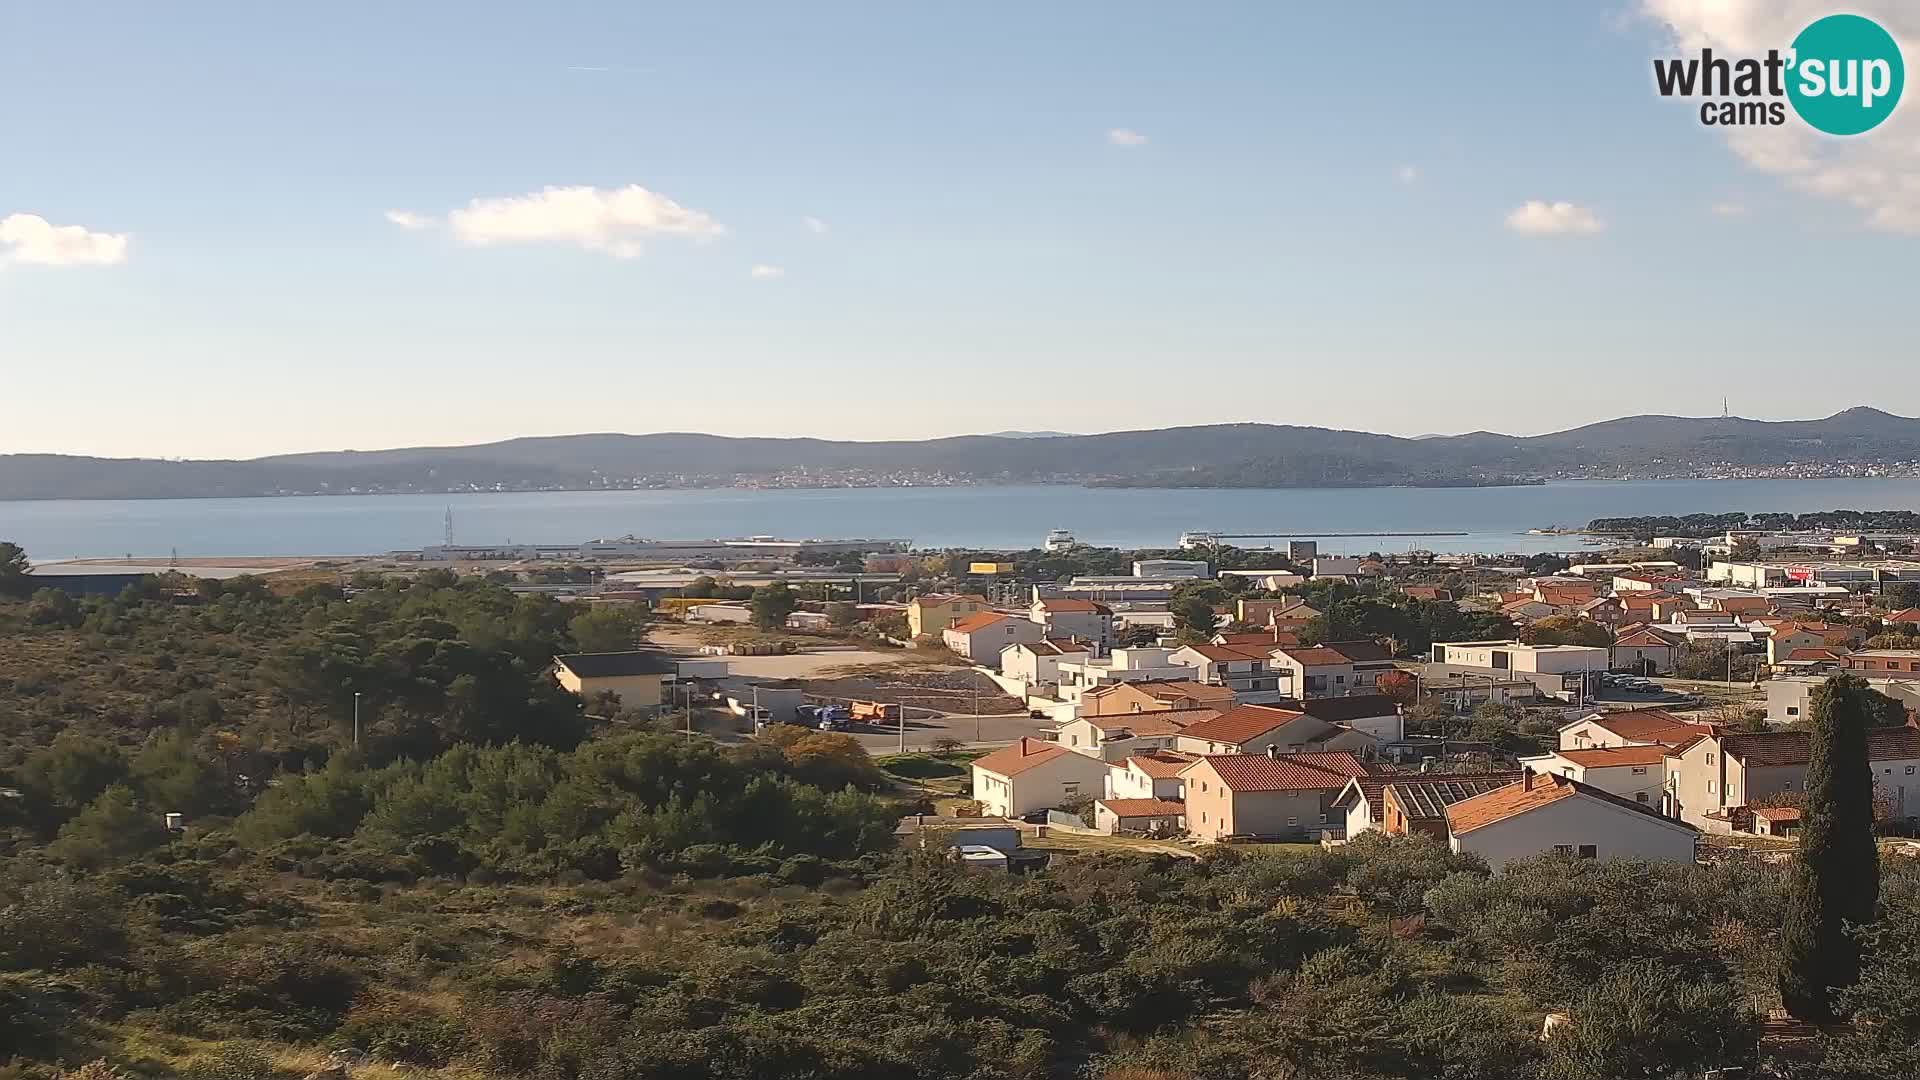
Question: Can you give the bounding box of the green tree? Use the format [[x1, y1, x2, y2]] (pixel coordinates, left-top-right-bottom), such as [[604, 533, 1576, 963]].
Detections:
[[570, 605, 641, 653], [749, 583, 798, 630], [827, 602, 859, 628], [1779, 674, 1881, 1021], [1520, 614, 1613, 648], [48, 785, 170, 869], [0, 541, 31, 598], [24, 587, 80, 627]]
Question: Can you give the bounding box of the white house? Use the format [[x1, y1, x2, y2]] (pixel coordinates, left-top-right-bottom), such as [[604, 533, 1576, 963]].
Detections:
[[969, 737, 1112, 818], [1443, 772, 1699, 870], [1517, 745, 1668, 808], [943, 611, 1046, 666], [1092, 797, 1187, 835], [1053, 647, 1202, 702], [1106, 750, 1195, 799], [1168, 644, 1285, 701], [1557, 709, 1711, 751], [1030, 598, 1116, 651], [1000, 638, 1091, 693]]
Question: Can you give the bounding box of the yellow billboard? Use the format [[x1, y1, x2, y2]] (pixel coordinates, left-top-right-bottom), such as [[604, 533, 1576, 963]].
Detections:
[[969, 561, 1015, 575]]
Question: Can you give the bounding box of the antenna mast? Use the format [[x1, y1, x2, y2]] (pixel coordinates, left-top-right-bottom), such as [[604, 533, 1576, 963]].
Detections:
[[444, 506, 454, 546]]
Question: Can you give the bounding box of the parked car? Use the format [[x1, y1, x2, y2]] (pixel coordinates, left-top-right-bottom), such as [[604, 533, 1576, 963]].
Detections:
[[1028, 708, 1049, 719]]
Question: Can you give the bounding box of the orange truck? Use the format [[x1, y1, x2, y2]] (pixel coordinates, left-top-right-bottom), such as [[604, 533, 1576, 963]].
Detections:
[[849, 700, 902, 722]]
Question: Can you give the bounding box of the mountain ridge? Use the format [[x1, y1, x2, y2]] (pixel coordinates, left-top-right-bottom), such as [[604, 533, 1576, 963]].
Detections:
[[3, 408, 1916, 501]]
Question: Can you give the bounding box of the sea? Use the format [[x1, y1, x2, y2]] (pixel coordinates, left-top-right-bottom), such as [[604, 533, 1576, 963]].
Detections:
[[6, 477, 1920, 561]]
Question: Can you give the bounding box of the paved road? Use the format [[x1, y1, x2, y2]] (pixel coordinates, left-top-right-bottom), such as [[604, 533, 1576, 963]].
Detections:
[[843, 707, 1053, 754]]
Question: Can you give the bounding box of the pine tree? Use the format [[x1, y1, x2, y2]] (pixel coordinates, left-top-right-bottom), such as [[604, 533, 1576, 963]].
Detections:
[[1778, 674, 1881, 1021]]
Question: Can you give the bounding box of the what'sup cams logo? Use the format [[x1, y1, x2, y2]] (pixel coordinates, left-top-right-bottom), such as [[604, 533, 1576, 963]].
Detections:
[[1655, 13, 1904, 135]]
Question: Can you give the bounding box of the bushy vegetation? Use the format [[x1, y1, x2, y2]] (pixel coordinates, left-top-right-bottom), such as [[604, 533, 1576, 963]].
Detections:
[[9, 567, 1920, 1080]]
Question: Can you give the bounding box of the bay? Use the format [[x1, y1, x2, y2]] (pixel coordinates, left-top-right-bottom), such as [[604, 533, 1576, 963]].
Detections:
[[6, 478, 1920, 561]]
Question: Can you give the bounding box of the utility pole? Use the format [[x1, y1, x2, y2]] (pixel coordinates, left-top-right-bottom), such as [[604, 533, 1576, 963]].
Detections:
[[352, 692, 362, 748], [685, 681, 694, 741], [897, 703, 906, 754], [974, 678, 982, 743]]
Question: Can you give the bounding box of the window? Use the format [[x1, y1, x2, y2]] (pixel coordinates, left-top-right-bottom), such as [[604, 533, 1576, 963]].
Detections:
[[1286, 816, 1298, 827], [1787, 706, 1800, 716], [1553, 844, 1574, 856], [1708, 780, 1716, 794], [1062, 783, 1080, 797], [1631, 766, 1648, 775], [1707, 753, 1715, 765], [1908, 766, 1916, 775], [1636, 792, 1649, 803], [1319, 812, 1328, 824], [1201, 812, 1208, 823], [1578, 845, 1598, 859]]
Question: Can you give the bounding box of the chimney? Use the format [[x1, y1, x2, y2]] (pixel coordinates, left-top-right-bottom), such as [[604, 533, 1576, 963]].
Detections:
[[1267, 744, 1281, 759]]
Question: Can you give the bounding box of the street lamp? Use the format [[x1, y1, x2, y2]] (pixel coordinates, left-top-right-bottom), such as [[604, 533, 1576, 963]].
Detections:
[[352, 691, 362, 748]]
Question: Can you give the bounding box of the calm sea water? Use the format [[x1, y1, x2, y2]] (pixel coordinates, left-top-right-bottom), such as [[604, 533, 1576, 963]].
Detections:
[[7, 478, 1920, 560]]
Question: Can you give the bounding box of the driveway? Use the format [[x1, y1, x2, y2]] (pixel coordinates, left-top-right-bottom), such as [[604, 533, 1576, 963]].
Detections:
[[842, 707, 1054, 754]]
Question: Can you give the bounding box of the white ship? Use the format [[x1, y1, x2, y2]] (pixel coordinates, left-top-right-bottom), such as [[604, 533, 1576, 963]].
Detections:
[[1178, 531, 1217, 550], [1044, 529, 1076, 552]]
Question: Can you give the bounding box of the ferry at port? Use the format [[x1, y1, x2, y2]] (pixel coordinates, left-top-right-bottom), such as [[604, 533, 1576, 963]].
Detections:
[[1043, 528, 1076, 552], [398, 534, 912, 563]]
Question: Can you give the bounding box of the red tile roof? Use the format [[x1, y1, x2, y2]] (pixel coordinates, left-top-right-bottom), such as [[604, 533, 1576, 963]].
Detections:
[[1122, 751, 1198, 778], [1445, 771, 1691, 835], [1752, 806, 1802, 822], [1190, 751, 1372, 792], [1096, 797, 1188, 817], [1723, 727, 1920, 768], [1273, 646, 1354, 667], [1784, 647, 1848, 663], [1175, 704, 1308, 745], [1138, 680, 1236, 703], [1887, 607, 1920, 624], [1182, 644, 1271, 662], [947, 611, 1012, 634], [1084, 708, 1221, 737], [971, 737, 1073, 778], [1581, 709, 1713, 746], [1554, 745, 1670, 769]]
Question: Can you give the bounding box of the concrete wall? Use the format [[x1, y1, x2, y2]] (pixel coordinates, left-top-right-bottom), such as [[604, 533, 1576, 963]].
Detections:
[[556, 670, 664, 708]]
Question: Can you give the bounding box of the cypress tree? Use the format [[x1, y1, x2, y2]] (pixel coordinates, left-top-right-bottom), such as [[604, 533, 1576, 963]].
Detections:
[[1778, 674, 1881, 1021]]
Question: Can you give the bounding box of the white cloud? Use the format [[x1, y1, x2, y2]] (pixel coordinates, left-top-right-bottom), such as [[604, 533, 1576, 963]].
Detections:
[[0, 213, 129, 267], [802, 216, 829, 234], [749, 264, 785, 279], [1641, 1, 1920, 232], [1107, 128, 1149, 147], [445, 184, 725, 258], [1504, 200, 1605, 235], [384, 209, 432, 230], [1711, 201, 1747, 217], [1397, 164, 1420, 184]]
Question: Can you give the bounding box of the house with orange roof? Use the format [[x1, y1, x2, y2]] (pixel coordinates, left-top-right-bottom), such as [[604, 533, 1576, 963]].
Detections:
[[1055, 707, 1222, 762], [1886, 607, 1920, 626], [1332, 771, 1525, 839], [1443, 771, 1698, 869], [1082, 679, 1235, 716], [1612, 624, 1682, 675], [1269, 641, 1395, 699], [969, 737, 1111, 818], [1180, 750, 1374, 841], [1556, 708, 1713, 752], [1168, 643, 1285, 700], [1000, 638, 1092, 692], [942, 610, 1046, 666], [1519, 744, 1670, 807], [1666, 725, 1920, 830], [1173, 704, 1375, 757], [1091, 797, 1188, 835], [1105, 750, 1197, 801]]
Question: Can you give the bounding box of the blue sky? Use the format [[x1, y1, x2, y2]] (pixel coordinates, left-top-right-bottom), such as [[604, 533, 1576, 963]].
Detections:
[[3, 1, 1916, 458]]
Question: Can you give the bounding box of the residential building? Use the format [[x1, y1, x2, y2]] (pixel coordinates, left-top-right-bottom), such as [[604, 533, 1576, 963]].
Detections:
[[1401, 585, 1454, 602], [1082, 679, 1235, 715], [1000, 639, 1092, 692], [1092, 797, 1188, 835], [908, 593, 989, 638], [1132, 559, 1210, 578], [1221, 571, 1308, 593], [1429, 640, 1606, 701], [1180, 751, 1374, 841], [1444, 772, 1699, 870], [1665, 726, 1920, 830], [1518, 745, 1668, 807], [1235, 597, 1316, 625], [1557, 709, 1713, 751], [1214, 628, 1304, 649], [1381, 776, 1528, 840], [943, 611, 1046, 666], [1031, 598, 1116, 650], [1612, 625, 1682, 675], [1169, 644, 1284, 700], [1333, 772, 1525, 839], [1501, 598, 1563, 625], [1055, 707, 1222, 761], [1292, 694, 1406, 743], [1053, 647, 1203, 701], [1267, 640, 1393, 698], [1312, 556, 1362, 578], [552, 651, 679, 708], [970, 737, 1112, 818], [1845, 649, 1920, 676], [1173, 704, 1376, 757], [1765, 674, 1920, 724], [1105, 750, 1196, 800]]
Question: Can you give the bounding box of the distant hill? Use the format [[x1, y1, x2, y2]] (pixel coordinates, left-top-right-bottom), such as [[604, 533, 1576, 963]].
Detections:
[[3, 408, 1918, 500]]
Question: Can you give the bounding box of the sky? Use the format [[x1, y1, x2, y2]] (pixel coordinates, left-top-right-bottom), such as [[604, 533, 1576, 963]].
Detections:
[[3, 1, 1918, 458]]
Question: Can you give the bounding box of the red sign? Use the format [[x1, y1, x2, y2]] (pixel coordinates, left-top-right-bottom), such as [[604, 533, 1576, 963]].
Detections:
[[1786, 567, 1815, 582]]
